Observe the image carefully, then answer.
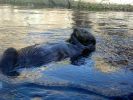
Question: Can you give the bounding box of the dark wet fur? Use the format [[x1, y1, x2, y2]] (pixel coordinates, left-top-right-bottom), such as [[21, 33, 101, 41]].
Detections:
[[0, 48, 20, 76]]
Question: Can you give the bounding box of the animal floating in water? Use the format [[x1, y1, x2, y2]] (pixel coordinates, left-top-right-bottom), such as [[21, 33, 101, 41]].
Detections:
[[0, 28, 96, 77]]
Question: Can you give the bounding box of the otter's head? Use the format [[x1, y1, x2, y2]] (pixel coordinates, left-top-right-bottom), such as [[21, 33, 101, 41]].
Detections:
[[68, 28, 96, 56]]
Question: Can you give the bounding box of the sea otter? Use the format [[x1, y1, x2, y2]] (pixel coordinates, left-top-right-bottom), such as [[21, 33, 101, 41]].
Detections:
[[0, 28, 96, 77]]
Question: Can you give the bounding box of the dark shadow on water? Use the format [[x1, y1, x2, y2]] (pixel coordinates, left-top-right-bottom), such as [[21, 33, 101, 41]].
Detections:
[[0, 82, 133, 100]]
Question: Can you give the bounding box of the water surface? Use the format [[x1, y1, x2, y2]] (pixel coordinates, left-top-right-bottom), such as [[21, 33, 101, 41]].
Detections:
[[0, 5, 133, 100]]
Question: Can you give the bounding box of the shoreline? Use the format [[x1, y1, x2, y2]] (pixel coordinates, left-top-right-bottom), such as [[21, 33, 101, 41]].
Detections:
[[0, 0, 133, 11]]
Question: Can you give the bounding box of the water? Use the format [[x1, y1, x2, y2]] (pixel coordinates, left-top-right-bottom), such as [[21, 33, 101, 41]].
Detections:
[[0, 5, 133, 100]]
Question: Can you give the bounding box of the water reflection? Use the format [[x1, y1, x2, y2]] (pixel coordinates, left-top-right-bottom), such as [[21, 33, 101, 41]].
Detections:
[[0, 5, 133, 100], [72, 10, 133, 71], [72, 10, 93, 28], [0, 5, 73, 51]]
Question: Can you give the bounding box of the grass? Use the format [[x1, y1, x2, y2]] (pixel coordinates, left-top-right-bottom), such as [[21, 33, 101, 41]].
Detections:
[[74, 2, 133, 11], [0, 0, 133, 11]]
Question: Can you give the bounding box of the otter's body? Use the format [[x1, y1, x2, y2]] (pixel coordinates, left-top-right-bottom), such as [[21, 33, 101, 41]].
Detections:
[[0, 28, 96, 76], [17, 42, 82, 68]]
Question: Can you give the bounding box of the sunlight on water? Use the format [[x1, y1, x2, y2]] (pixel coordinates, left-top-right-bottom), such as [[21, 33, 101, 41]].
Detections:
[[0, 5, 73, 50], [94, 57, 119, 73]]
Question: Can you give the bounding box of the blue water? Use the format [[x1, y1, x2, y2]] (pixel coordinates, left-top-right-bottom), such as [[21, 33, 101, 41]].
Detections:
[[0, 5, 133, 100]]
